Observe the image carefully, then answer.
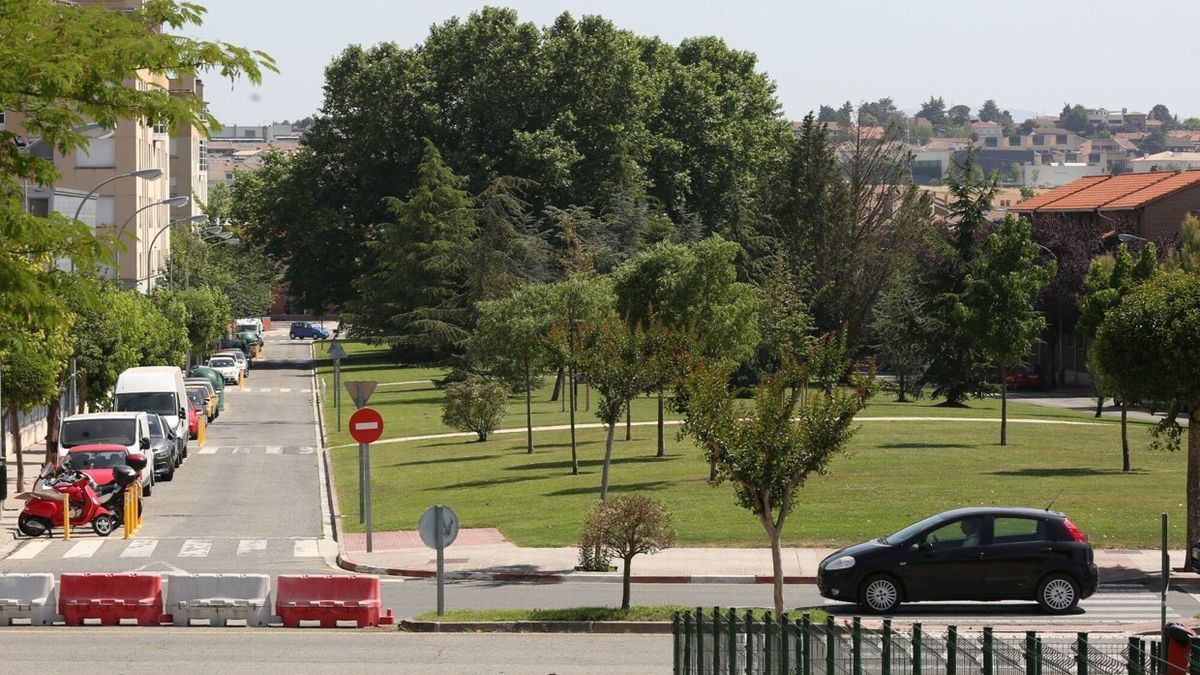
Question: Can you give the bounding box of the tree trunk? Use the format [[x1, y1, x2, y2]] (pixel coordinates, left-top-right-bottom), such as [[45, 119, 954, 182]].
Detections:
[[552, 366, 563, 406], [897, 373, 907, 403], [656, 389, 665, 457], [1121, 402, 1130, 472], [709, 455, 718, 483], [1000, 370, 1008, 446], [599, 422, 616, 501], [1094, 395, 1104, 418], [9, 408, 25, 492], [1189, 406, 1200, 550], [766, 521, 785, 616], [621, 555, 633, 610], [625, 405, 631, 441], [568, 366, 578, 475], [79, 376, 89, 414], [525, 362, 534, 455], [45, 395, 61, 465], [585, 381, 590, 411]]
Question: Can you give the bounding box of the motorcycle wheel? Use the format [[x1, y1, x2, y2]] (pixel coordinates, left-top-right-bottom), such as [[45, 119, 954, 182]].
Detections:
[[92, 514, 116, 537], [18, 514, 51, 538]]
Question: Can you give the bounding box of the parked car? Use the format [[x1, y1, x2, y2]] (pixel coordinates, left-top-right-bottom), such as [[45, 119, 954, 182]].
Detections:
[[289, 321, 329, 340], [237, 329, 264, 351], [114, 366, 189, 462], [58, 412, 154, 496], [146, 413, 180, 481], [64, 444, 149, 492], [185, 389, 204, 438], [187, 367, 225, 413], [185, 380, 218, 421], [207, 355, 240, 384], [1006, 365, 1049, 391], [236, 318, 263, 340], [817, 507, 1097, 615], [213, 348, 250, 378]]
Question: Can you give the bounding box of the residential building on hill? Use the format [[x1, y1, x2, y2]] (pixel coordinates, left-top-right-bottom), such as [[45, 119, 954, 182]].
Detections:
[[1129, 152, 1200, 173], [1012, 170, 1200, 240]]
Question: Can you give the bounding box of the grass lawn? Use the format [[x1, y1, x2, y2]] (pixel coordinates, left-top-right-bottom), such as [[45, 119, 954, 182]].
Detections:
[[319, 341, 1185, 550], [413, 607, 829, 622]]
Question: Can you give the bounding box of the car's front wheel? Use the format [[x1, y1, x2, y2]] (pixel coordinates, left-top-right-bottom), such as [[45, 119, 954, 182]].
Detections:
[[1037, 574, 1080, 614], [859, 574, 902, 614]]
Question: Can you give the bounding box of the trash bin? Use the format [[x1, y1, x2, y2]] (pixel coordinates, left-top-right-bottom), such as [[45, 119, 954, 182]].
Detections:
[[1166, 622, 1195, 673]]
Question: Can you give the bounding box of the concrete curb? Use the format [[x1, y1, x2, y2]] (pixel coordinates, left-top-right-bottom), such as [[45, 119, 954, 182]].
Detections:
[[334, 553, 818, 584], [400, 619, 672, 633]]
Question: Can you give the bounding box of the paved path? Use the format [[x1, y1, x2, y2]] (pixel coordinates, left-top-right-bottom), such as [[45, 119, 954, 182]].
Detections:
[[1010, 390, 1190, 425]]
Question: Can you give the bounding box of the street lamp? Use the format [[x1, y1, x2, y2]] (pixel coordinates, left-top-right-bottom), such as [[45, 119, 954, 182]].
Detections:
[[67, 168, 164, 273], [144, 214, 208, 292], [112, 195, 189, 280]]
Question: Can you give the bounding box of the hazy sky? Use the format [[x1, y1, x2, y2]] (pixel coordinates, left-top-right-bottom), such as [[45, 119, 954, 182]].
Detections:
[[187, 0, 1200, 126]]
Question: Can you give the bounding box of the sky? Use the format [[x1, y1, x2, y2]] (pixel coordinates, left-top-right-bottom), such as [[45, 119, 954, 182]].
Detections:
[[186, 0, 1200, 126]]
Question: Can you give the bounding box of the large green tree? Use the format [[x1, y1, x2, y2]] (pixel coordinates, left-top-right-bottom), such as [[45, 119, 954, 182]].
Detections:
[[1093, 272, 1200, 547], [960, 215, 1055, 445]]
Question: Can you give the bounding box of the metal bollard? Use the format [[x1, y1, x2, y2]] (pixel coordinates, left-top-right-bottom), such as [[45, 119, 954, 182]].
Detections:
[[62, 492, 70, 540]]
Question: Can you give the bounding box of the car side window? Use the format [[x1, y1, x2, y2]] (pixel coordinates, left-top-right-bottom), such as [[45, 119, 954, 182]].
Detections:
[[992, 517, 1046, 544], [923, 517, 985, 550]]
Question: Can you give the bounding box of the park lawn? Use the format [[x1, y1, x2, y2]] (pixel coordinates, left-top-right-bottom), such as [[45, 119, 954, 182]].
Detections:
[[332, 402, 1183, 549]]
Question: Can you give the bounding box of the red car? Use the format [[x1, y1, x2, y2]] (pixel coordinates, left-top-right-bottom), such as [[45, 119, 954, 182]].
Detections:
[[185, 389, 203, 438], [1006, 365, 1048, 391], [65, 444, 145, 487]]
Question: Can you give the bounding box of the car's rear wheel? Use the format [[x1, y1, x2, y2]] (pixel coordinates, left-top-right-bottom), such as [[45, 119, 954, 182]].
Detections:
[[1037, 574, 1080, 614], [859, 574, 902, 614]]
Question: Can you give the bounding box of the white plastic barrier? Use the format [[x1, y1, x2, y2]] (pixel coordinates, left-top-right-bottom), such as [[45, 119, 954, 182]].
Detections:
[[0, 573, 58, 625], [165, 573, 274, 627]]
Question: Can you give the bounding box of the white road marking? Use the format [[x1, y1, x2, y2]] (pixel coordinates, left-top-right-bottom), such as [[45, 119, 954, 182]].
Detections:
[[10, 540, 52, 560], [279, 388, 291, 393], [120, 539, 158, 558], [233, 447, 250, 455], [265, 446, 282, 455], [63, 540, 104, 558], [293, 539, 320, 557], [198, 447, 218, 455], [301, 388, 311, 393], [237, 539, 267, 555], [178, 539, 212, 557]]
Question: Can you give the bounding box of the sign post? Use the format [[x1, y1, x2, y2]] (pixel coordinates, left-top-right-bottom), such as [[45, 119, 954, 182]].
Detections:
[[327, 339, 347, 432], [349, 406, 383, 552], [345, 381, 377, 524], [419, 504, 459, 616]]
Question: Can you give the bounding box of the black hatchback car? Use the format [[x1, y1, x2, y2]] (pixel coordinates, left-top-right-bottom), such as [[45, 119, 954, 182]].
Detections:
[[818, 507, 1098, 615]]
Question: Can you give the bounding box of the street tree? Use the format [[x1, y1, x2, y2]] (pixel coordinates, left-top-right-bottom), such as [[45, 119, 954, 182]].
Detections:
[[570, 313, 676, 500], [441, 377, 510, 441], [960, 215, 1055, 445], [872, 277, 928, 402], [174, 287, 231, 362], [917, 96, 947, 126], [1059, 104, 1089, 134], [679, 338, 863, 616], [472, 284, 557, 453], [947, 104, 972, 127], [1078, 244, 1158, 471], [1, 321, 73, 487], [1092, 271, 1200, 547], [579, 495, 676, 609], [978, 100, 1002, 123], [546, 275, 615, 474]]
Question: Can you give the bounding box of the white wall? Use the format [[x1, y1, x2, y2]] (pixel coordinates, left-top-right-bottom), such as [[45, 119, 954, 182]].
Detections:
[[1023, 164, 1099, 188]]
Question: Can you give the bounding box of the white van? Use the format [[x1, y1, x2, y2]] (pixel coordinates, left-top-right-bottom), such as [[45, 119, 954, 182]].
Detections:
[[58, 412, 155, 495], [114, 366, 189, 461], [236, 317, 264, 338]]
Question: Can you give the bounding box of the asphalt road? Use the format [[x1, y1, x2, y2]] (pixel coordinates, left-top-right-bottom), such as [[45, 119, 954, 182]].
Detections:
[[0, 328, 330, 576], [0, 628, 672, 674]]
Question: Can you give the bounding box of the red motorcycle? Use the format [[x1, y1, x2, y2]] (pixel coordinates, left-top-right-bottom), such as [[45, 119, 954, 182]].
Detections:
[[18, 458, 142, 538]]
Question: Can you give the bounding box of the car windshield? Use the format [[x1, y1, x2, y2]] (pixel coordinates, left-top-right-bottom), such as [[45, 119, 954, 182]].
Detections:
[[69, 450, 128, 469], [61, 419, 135, 447], [147, 414, 162, 438], [882, 513, 948, 545], [210, 358, 234, 367], [116, 392, 176, 416], [187, 390, 205, 406]]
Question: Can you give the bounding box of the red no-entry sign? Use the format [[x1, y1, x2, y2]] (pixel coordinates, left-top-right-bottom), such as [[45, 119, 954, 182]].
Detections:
[[349, 407, 384, 445]]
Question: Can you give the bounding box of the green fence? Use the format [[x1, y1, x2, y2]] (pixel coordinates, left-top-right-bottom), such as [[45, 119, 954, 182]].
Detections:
[[672, 608, 1194, 675]]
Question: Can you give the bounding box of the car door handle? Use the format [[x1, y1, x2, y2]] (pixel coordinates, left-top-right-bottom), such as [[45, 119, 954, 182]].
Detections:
[[977, 552, 986, 559], [1039, 547, 1053, 553]]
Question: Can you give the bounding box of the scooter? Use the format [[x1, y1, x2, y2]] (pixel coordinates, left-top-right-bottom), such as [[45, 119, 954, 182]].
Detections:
[[17, 459, 141, 538]]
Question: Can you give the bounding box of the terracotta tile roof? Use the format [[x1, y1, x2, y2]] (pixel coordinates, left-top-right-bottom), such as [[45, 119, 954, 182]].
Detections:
[[1011, 176, 1109, 211], [1013, 170, 1200, 212]]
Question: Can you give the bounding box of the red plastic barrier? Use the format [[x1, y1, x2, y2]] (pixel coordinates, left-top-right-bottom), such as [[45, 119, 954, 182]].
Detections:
[[275, 575, 382, 628], [1166, 623, 1196, 674], [59, 573, 163, 626]]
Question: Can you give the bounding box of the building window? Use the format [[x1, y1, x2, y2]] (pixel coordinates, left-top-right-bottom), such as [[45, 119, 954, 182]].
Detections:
[[198, 139, 208, 171], [1056, 134, 1068, 145], [153, 122, 167, 135], [1089, 153, 1101, 163], [169, 137, 178, 158], [1008, 136, 1021, 146], [75, 137, 115, 168], [0, 110, 6, 128], [169, 175, 178, 198], [1033, 135, 1044, 145], [985, 137, 998, 147]]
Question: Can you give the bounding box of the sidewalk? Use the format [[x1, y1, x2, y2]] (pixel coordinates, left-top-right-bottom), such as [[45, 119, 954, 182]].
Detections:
[[335, 527, 1195, 585]]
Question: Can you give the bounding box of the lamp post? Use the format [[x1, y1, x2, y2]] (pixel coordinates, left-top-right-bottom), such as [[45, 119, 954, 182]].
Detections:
[[144, 215, 207, 292], [112, 195, 189, 283]]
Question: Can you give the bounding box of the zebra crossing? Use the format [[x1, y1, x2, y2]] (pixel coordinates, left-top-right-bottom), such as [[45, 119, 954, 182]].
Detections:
[[226, 386, 311, 394], [192, 445, 316, 456], [825, 588, 1182, 625], [5, 537, 325, 562]]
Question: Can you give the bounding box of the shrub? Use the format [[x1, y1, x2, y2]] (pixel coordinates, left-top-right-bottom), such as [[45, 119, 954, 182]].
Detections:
[[441, 377, 509, 441], [578, 495, 677, 608]]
